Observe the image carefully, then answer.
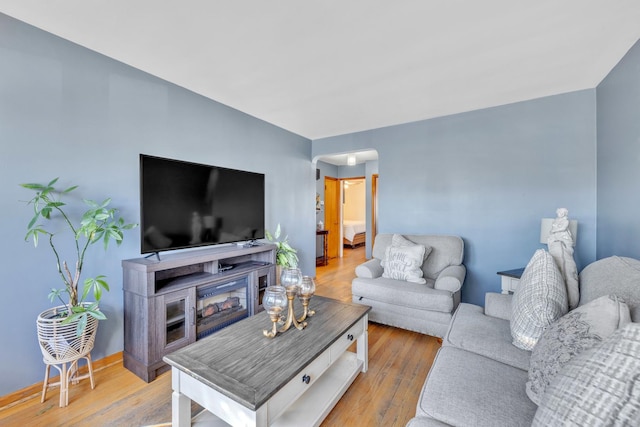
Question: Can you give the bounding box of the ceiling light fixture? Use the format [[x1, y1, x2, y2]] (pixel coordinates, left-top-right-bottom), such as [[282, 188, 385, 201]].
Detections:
[[347, 154, 356, 166]]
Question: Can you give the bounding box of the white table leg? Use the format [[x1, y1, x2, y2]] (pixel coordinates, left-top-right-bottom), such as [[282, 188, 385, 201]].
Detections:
[[357, 315, 369, 373], [172, 368, 192, 427], [172, 390, 191, 427]]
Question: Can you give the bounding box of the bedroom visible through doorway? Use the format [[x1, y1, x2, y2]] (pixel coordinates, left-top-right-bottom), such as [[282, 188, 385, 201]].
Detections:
[[343, 178, 366, 249]]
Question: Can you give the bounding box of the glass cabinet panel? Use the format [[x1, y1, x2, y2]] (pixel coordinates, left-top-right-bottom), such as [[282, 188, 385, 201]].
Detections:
[[166, 298, 187, 345], [255, 266, 275, 313], [157, 288, 195, 356]]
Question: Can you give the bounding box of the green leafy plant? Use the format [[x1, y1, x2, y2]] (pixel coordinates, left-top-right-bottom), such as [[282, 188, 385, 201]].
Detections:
[[21, 178, 137, 334], [265, 223, 299, 268]]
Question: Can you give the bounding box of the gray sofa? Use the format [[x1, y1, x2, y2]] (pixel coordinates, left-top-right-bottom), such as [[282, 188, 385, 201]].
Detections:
[[407, 255, 640, 426], [352, 234, 466, 338]]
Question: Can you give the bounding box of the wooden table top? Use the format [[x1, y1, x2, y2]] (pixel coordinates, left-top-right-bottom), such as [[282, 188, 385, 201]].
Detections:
[[163, 296, 370, 410]]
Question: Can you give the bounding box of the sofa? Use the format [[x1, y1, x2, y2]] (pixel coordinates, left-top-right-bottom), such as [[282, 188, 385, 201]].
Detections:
[[406, 253, 640, 426], [352, 233, 466, 338]]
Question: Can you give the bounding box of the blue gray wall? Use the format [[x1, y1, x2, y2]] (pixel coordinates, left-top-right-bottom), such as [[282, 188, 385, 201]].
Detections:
[[313, 90, 598, 307], [596, 39, 640, 258], [0, 14, 314, 395]]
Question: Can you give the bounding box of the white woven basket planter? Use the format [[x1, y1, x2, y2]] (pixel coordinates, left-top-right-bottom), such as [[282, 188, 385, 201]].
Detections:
[[36, 303, 99, 406]]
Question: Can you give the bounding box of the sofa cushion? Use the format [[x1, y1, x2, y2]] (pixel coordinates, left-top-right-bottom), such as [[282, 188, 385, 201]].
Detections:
[[381, 236, 429, 284], [532, 323, 640, 426], [579, 256, 640, 321], [417, 346, 537, 427], [444, 303, 530, 371], [511, 249, 568, 350], [526, 294, 631, 405]]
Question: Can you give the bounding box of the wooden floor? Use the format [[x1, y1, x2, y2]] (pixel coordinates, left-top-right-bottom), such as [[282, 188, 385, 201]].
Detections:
[[0, 246, 440, 427]]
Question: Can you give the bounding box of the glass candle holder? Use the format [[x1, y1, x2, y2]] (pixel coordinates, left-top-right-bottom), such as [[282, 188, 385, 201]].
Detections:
[[280, 267, 302, 293], [262, 286, 287, 338], [278, 268, 307, 332], [297, 276, 316, 322], [298, 276, 316, 297]]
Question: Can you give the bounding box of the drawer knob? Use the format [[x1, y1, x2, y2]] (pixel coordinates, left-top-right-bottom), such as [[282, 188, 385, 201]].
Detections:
[[302, 374, 311, 384], [347, 334, 354, 341]]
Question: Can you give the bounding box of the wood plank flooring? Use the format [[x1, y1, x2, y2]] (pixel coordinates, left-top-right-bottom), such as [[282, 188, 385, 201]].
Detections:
[[0, 246, 440, 426]]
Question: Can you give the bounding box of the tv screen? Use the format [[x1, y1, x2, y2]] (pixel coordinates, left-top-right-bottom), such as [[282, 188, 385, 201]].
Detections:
[[140, 154, 265, 254]]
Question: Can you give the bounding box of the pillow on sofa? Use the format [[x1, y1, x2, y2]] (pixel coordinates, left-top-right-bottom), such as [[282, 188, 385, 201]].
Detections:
[[526, 294, 631, 405], [381, 235, 430, 284], [532, 323, 640, 426], [511, 249, 568, 351]]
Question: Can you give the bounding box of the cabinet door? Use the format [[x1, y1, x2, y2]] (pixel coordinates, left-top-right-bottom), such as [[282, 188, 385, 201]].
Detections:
[[254, 266, 275, 314], [156, 288, 196, 358]]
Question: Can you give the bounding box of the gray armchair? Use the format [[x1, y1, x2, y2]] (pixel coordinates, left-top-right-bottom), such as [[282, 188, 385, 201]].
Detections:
[[352, 234, 466, 337]]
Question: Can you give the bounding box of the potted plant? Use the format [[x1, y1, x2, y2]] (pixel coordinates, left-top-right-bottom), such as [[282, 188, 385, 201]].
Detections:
[[265, 224, 299, 285], [21, 178, 137, 337], [265, 223, 299, 268]]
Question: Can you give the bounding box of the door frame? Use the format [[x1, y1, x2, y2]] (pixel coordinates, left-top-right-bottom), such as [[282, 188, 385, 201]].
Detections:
[[323, 176, 340, 259]]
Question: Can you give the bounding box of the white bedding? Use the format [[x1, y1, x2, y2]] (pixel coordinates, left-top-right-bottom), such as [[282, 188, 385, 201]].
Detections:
[[343, 220, 366, 242]]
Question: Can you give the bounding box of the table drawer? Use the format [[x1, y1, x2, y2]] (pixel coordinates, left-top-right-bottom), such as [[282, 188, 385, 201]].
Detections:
[[330, 317, 365, 361], [267, 347, 331, 422]]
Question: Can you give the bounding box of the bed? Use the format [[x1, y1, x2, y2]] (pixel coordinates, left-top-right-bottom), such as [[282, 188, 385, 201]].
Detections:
[[343, 220, 366, 248]]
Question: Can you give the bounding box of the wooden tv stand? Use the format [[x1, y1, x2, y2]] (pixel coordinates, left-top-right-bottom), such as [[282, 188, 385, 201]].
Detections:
[[122, 243, 276, 382]]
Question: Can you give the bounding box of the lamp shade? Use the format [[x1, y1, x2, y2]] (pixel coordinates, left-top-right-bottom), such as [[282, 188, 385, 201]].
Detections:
[[540, 218, 578, 246]]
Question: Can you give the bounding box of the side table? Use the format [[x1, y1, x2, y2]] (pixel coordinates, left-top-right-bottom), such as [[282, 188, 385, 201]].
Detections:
[[497, 267, 525, 294], [316, 229, 329, 266]]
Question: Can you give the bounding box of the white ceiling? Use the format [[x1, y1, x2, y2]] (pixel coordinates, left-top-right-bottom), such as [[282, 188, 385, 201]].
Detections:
[[2, 1, 640, 140]]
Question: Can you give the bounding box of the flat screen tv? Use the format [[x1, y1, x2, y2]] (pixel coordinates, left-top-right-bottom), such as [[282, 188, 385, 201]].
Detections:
[[140, 154, 265, 254]]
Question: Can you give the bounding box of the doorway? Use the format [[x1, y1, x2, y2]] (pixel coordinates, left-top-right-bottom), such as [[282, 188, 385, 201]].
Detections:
[[342, 177, 367, 253], [314, 149, 379, 260]]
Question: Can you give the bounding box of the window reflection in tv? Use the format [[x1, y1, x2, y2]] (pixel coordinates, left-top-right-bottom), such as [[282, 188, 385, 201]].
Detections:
[[140, 154, 265, 254]]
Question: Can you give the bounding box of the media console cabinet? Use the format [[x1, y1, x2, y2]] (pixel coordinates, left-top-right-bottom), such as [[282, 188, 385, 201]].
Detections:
[[122, 243, 276, 382]]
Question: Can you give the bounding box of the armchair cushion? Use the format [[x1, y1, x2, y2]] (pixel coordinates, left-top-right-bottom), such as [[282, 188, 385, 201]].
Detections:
[[371, 234, 463, 281], [352, 277, 454, 313]]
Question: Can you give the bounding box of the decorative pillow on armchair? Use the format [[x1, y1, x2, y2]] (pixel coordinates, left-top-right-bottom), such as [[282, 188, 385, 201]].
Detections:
[[381, 234, 431, 284], [511, 249, 568, 350], [526, 294, 631, 405]]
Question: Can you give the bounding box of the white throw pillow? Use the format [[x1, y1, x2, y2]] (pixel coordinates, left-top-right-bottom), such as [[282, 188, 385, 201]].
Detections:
[[382, 244, 427, 284], [386, 234, 433, 260], [526, 294, 631, 405], [532, 323, 640, 426], [511, 249, 568, 351]]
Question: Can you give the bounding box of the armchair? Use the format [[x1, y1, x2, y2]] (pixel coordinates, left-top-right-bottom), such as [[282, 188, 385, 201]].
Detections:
[[352, 234, 465, 337]]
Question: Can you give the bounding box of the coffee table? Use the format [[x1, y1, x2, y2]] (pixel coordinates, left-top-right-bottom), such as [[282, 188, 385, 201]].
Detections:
[[163, 296, 371, 426]]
